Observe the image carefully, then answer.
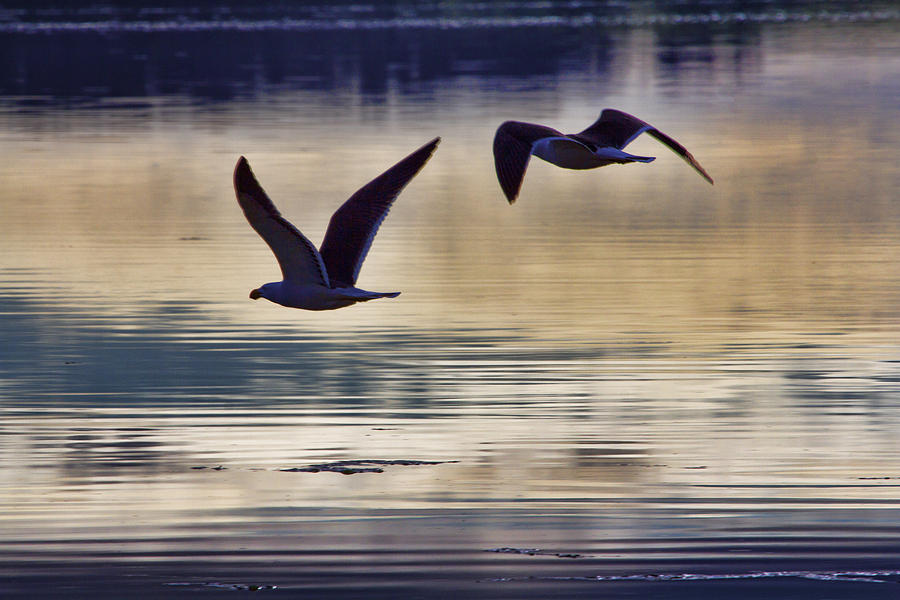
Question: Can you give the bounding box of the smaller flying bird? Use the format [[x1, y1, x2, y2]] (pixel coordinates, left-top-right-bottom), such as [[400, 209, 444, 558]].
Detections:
[[493, 108, 713, 204], [234, 137, 440, 310]]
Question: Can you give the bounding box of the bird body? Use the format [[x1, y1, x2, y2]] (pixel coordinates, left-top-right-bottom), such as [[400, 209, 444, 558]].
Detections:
[[234, 137, 440, 310], [493, 108, 713, 203], [248, 280, 398, 311], [531, 137, 655, 169]]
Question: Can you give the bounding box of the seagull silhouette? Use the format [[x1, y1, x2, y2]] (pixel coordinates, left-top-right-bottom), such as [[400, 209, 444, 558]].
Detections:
[[493, 109, 713, 203], [234, 137, 440, 310]]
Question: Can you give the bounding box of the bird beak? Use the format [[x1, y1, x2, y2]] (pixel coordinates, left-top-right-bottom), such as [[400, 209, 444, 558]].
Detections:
[[249, 289, 261, 300]]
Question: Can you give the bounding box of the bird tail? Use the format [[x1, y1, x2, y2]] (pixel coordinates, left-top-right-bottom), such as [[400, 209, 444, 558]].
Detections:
[[337, 288, 401, 302], [593, 147, 656, 163]]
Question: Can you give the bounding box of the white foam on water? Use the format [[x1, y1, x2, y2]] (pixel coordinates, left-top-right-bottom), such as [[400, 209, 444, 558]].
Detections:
[[491, 569, 900, 584], [0, 9, 897, 34]]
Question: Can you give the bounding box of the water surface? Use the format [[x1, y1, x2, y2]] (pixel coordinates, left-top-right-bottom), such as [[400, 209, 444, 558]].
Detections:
[[2, 4, 900, 598]]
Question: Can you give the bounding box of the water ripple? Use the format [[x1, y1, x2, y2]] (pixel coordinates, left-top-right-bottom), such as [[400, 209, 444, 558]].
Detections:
[[1, 9, 898, 34], [492, 569, 900, 584]]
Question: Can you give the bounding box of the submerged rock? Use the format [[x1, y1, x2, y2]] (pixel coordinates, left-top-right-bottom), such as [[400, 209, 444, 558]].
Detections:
[[280, 459, 456, 475], [486, 547, 585, 559]]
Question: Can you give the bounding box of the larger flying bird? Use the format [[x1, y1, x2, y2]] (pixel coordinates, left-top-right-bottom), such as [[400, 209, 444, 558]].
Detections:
[[493, 108, 713, 203], [234, 137, 440, 310]]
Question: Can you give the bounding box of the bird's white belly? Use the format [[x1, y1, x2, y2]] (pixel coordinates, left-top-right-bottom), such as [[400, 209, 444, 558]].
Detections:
[[532, 138, 607, 169], [274, 282, 358, 311]]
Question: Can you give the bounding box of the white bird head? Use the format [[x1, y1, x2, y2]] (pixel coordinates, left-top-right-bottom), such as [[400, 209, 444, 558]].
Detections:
[[249, 282, 280, 302]]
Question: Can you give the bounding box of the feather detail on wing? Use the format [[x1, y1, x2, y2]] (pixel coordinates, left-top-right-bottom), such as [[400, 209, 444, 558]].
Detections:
[[576, 109, 714, 184], [233, 156, 330, 287], [319, 137, 440, 288], [493, 121, 564, 204]]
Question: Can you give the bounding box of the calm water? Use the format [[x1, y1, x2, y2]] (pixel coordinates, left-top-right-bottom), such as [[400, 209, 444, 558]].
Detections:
[[2, 3, 900, 598]]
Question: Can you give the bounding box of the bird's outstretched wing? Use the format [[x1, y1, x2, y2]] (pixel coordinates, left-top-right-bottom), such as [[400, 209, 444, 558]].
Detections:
[[234, 156, 330, 287], [319, 137, 440, 288], [575, 109, 714, 184], [493, 121, 564, 204]]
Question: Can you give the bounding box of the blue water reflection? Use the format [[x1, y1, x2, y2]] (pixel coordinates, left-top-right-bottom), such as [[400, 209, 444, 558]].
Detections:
[[6, 4, 893, 103]]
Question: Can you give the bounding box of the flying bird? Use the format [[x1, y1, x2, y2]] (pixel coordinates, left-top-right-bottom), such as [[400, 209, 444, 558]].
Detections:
[[234, 137, 440, 310], [493, 108, 713, 203]]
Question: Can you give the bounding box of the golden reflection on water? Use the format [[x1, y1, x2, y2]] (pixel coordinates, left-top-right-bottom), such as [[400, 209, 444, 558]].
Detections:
[[2, 45, 898, 339]]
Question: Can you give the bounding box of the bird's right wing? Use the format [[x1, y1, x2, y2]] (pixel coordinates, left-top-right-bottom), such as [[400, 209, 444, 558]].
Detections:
[[577, 109, 714, 184], [319, 137, 440, 288], [493, 121, 564, 204], [233, 157, 330, 287]]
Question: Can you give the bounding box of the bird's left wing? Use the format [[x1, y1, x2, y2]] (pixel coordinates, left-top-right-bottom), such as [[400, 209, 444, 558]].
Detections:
[[234, 157, 330, 287], [493, 121, 564, 204], [319, 137, 440, 288]]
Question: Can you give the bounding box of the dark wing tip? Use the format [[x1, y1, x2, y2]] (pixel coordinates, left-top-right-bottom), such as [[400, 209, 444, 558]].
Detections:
[[384, 137, 441, 182], [645, 128, 715, 186], [505, 181, 518, 204], [674, 143, 716, 186], [686, 149, 714, 185], [386, 136, 441, 188], [671, 145, 715, 186], [233, 155, 258, 195], [233, 155, 285, 221], [413, 136, 441, 164]]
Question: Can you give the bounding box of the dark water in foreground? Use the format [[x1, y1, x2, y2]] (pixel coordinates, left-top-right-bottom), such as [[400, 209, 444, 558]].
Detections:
[[2, 3, 900, 598]]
